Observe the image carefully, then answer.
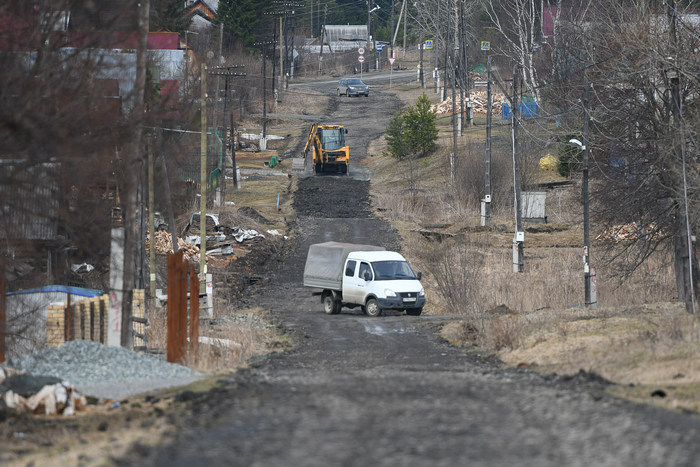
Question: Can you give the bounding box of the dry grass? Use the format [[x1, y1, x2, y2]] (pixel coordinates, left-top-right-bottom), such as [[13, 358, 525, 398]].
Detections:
[[367, 78, 700, 414], [146, 306, 290, 374]]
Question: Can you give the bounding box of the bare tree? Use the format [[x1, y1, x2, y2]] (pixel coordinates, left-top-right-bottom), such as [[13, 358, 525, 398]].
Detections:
[[550, 1, 700, 311]]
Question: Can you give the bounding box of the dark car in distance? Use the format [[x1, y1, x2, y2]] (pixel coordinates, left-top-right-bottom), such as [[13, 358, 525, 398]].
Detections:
[[337, 78, 370, 97]]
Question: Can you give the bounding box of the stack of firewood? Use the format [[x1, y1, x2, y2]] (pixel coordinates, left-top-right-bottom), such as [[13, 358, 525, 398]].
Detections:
[[430, 91, 506, 116], [147, 231, 200, 263]]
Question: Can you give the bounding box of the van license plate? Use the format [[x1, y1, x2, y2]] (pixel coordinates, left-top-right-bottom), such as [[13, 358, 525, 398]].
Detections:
[[403, 297, 416, 302]]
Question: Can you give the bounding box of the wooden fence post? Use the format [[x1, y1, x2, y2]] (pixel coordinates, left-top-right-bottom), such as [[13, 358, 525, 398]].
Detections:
[[168, 250, 188, 363]]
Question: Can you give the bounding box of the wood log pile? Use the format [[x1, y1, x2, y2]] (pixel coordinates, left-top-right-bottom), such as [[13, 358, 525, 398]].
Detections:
[[595, 223, 662, 243], [147, 231, 200, 263], [430, 90, 506, 116]]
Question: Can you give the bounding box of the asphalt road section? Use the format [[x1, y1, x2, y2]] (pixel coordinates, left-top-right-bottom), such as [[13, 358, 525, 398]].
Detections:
[[118, 74, 700, 466]]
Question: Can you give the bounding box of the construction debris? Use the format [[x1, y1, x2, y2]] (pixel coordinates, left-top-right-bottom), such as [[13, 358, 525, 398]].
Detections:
[[1, 368, 88, 416]]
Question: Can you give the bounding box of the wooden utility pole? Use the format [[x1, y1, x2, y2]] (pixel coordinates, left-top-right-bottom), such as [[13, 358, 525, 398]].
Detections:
[[200, 64, 208, 294], [148, 141, 156, 308], [419, 33, 425, 87], [263, 43, 268, 138], [512, 64, 524, 273], [483, 56, 492, 227], [120, 0, 150, 347], [668, 0, 695, 313], [435, 0, 440, 94], [210, 66, 246, 191], [450, 49, 457, 181], [582, 74, 594, 306]]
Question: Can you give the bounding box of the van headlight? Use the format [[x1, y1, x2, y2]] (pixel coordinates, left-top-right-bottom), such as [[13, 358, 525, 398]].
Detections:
[[385, 289, 396, 297], [419, 288, 425, 296]]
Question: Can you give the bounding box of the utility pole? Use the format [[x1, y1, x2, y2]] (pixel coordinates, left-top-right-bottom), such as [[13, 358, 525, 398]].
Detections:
[[442, 8, 450, 101], [148, 140, 155, 310], [582, 75, 594, 306], [210, 66, 246, 192], [483, 56, 492, 227], [199, 65, 208, 307], [419, 32, 425, 87], [667, 0, 695, 313], [367, 0, 372, 46], [512, 65, 524, 273], [435, 0, 440, 93], [256, 41, 275, 138], [319, 5, 329, 75], [290, 9, 297, 79], [450, 49, 457, 181], [390, 0, 395, 59], [212, 23, 224, 148]]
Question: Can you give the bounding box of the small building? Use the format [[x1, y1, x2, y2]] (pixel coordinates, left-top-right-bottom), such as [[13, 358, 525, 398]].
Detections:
[[305, 25, 370, 54]]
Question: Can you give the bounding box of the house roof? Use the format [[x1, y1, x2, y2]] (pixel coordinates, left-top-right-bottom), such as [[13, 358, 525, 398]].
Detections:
[[186, 0, 218, 23]]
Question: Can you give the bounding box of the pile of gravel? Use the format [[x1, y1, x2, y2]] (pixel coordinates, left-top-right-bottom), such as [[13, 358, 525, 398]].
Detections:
[[7, 340, 203, 399]]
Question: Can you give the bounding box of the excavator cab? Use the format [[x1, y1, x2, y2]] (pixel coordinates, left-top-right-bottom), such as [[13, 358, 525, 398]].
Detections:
[[318, 127, 346, 151]]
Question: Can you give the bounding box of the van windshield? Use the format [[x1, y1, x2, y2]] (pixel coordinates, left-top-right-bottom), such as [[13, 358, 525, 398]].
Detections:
[[371, 261, 416, 280]]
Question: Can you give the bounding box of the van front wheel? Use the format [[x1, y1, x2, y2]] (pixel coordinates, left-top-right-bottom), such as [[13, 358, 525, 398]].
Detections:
[[365, 298, 383, 317]]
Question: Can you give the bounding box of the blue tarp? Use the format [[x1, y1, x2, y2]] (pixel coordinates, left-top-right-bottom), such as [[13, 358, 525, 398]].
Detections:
[[6, 285, 103, 297], [502, 101, 539, 120]]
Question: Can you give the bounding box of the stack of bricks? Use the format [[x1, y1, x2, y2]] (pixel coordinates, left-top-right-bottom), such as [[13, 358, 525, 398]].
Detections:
[[45, 292, 146, 349], [46, 304, 66, 347], [46, 294, 110, 347]]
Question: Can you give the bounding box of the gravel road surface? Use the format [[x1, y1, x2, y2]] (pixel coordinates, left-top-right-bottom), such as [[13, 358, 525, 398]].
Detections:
[[118, 71, 700, 466]]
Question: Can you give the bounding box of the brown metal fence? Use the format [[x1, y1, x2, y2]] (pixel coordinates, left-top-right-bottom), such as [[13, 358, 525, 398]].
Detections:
[[166, 250, 199, 364]]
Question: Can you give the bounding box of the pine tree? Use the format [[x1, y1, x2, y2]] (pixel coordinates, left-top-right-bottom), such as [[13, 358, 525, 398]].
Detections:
[[150, 0, 191, 34], [218, 0, 262, 50]]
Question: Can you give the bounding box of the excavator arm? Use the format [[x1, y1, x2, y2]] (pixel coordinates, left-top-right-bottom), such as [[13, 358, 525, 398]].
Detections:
[[303, 122, 320, 159]]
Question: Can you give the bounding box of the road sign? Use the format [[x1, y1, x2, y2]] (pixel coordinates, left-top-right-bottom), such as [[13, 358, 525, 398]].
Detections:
[[480, 41, 490, 51], [358, 56, 365, 63], [376, 44, 383, 52], [358, 47, 365, 55], [425, 39, 433, 50], [388, 57, 395, 65]]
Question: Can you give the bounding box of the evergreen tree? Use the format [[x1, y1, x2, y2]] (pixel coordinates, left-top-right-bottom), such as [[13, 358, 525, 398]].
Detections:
[[404, 93, 438, 157], [385, 106, 408, 160], [150, 0, 191, 34], [218, 0, 262, 50], [384, 94, 438, 160]]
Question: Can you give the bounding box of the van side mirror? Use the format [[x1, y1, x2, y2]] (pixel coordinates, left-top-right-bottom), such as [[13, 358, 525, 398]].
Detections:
[[363, 271, 371, 281], [416, 271, 422, 280]]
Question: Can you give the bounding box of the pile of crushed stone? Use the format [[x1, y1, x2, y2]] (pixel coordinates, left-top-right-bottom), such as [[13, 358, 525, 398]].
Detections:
[[4, 340, 203, 400]]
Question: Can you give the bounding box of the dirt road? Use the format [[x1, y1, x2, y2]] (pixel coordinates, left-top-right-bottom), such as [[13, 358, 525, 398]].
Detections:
[[121, 73, 700, 466]]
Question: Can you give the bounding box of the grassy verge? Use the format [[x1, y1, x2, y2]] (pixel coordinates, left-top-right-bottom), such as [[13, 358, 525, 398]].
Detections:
[[367, 75, 700, 414]]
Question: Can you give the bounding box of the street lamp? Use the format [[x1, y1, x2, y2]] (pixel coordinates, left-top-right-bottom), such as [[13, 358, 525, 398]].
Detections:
[[569, 89, 595, 307]]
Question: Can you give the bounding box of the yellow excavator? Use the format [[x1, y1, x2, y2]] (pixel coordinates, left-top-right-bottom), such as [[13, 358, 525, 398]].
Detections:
[[302, 123, 350, 175]]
